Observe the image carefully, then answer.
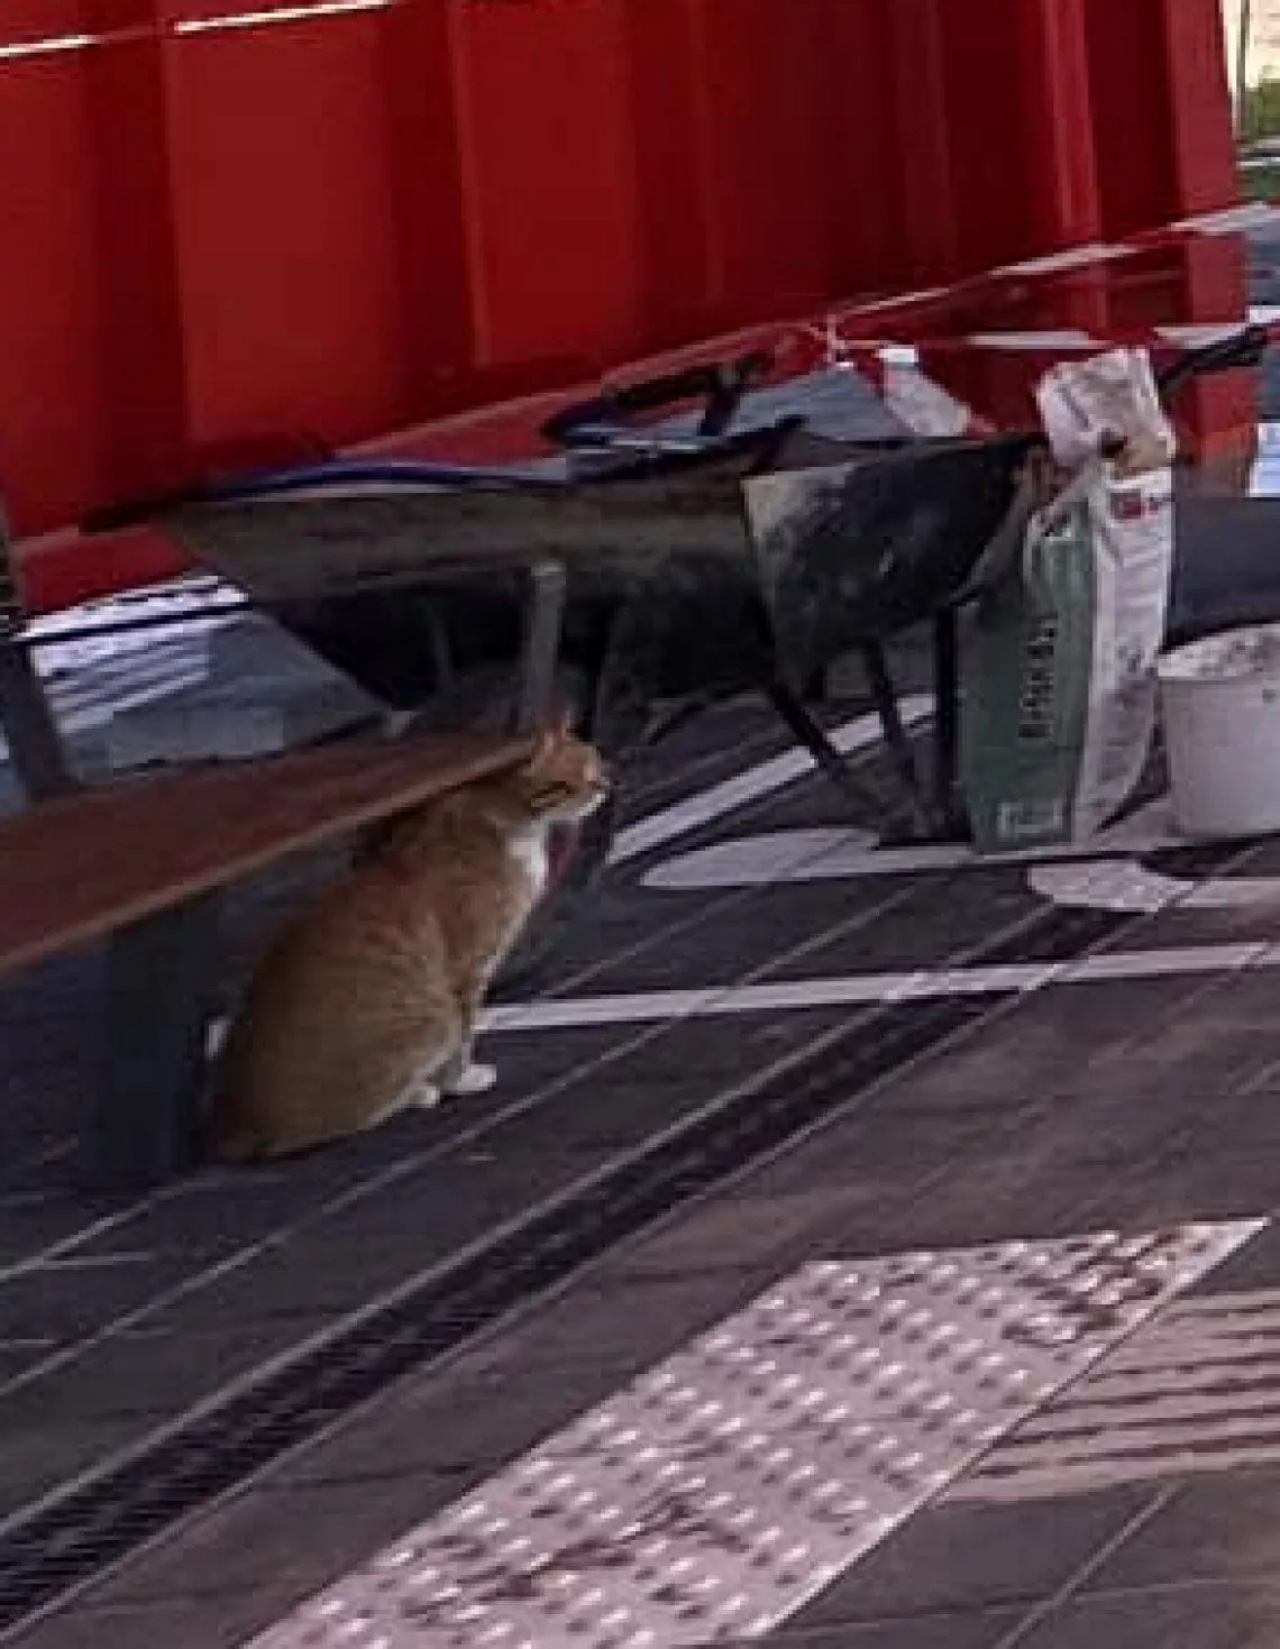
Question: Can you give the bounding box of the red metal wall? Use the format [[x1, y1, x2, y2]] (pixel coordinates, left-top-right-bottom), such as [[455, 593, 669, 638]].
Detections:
[[0, 0, 1245, 555]]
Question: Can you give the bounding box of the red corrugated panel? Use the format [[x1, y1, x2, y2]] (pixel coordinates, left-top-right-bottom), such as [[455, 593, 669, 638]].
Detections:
[[0, 0, 1246, 588], [163, 0, 409, 451], [449, 0, 642, 372], [0, 3, 116, 533]]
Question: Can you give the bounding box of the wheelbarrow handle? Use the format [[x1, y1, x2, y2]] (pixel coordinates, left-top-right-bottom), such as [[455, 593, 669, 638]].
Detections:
[[541, 350, 774, 450], [80, 457, 561, 535], [1155, 323, 1272, 404]]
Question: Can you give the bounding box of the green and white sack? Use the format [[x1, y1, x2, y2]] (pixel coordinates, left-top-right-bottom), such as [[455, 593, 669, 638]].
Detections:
[[961, 459, 1174, 853]]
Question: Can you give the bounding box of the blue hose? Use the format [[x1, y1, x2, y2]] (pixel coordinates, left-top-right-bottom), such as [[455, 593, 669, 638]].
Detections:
[[203, 456, 563, 504]]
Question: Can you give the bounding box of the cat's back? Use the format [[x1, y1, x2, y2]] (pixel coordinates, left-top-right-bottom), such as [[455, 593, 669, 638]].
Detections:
[[208, 858, 447, 1156], [367, 785, 548, 956], [208, 790, 540, 1160]]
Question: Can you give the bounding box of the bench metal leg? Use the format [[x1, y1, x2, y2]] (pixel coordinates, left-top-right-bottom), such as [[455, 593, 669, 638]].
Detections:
[[511, 558, 567, 734], [0, 640, 77, 801], [75, 895, 220, 1194], [0, 496, 76, 802], [932, 610, 967, 836]]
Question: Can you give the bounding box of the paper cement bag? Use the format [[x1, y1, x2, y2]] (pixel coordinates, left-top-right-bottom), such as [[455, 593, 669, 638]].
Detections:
[[1036, 346, 1177, 475], [960, 459, 1174, 852]]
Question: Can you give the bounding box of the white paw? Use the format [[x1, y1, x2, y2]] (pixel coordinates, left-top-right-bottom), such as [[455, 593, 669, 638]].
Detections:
[[411, 1082, 442, 1110], [442, 1062, 498, 1097]]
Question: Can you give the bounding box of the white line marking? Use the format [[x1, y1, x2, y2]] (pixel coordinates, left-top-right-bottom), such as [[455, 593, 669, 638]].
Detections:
[[644, 828, 970, 890], [991, 242, 1132, 278], [245, 1226, 1259, 1649], [609, 698, 933, 866], [636, 799, 1280, 920], [639, 799, 1183, 891], [172, 0, 391, 33], [1172, 202, 1277, 236], [963, 328, 1099, 349], [481, 941, 1276, 1034], [0, 33, 100, 61], [1029, 860, 1280, 915]]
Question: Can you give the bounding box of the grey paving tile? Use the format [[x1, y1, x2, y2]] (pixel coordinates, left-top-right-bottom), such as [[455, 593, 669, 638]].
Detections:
[[9, 1597, 264, 1649], [890, 977, 1239, 1113], [1084, 979, 1280, 1098], [0, 1311, 336, 1425], [0, 1342, 56, 1384], [0, 1415, 148, 1523], [762, 1609, 1027, 1648], [611, 1182, 909, 1280], [269, 1267, 776, 1490], [760, 868, 1038, 981], [1083, 1466, 1280, 1593], [727, 963, 1280, 1246], [473, 1020, 643, 1090], [66, 1176, 354, 1263], [0, 1254, 200, 1344], [450, 1077, 706, 1164], [0, 1197, 120, 1266], [579, 879, 925, 993], [501, 893, 724, 996], [560, 1014, 810, 1087], [795, 1486, 1159, 1626], [486, 1009, 860, 1162], [87, 1474, 457, 1620], [141, 1232, 438, 1329], [137, 1135, 523, 1263], [147, 1143, 595, 1331], [1086, 1149, 1280, 1231], [1181, 1081, 1280, 1157], [1015, 1582, 1280, 1648]]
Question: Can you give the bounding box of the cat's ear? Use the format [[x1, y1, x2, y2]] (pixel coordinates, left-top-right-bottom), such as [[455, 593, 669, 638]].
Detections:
[[527, 727, 557, 768], [526, 707, 573, 769]]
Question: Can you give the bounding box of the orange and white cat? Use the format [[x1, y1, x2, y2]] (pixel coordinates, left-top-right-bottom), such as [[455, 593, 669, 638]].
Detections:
[[205, 724, 607, 1163]]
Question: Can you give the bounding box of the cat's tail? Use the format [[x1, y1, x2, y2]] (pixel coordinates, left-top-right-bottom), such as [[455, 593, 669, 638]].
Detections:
[[202, 1115, 264, 1166], [200, 1015, 270, 1165], [199, 1065, 265, 1165]]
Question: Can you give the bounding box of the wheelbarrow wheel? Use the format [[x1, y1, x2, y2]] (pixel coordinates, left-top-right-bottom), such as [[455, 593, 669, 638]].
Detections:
[[402, 661, 618, 990]]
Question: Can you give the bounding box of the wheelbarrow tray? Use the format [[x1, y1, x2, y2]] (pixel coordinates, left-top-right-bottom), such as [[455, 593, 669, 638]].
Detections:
[[162, 429, 820, 600], [161, 427, 1037, 714], [742, 433, 1040, 687]]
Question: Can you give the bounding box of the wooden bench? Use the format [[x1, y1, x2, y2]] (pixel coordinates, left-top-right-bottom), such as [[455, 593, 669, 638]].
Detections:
[[0, 501, 566, 1193], [0, 731, 533, 1191]]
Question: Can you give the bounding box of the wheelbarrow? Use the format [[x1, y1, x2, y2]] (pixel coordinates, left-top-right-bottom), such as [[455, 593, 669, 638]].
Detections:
[[80, 327, 1269, 977]]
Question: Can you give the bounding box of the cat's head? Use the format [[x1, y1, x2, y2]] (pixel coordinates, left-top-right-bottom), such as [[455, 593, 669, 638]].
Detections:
[[507, 715, 609, 824]]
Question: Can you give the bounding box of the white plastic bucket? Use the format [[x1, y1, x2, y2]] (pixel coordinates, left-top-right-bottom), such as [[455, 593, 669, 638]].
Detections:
[[1158, 621, 1280, 837]]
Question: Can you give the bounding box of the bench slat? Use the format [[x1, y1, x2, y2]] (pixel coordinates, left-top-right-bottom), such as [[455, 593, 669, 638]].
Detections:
[[0, 732, 531, 978]]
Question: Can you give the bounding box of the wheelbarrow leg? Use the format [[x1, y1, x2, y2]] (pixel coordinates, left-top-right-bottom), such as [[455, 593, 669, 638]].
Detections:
[[859, 641, 932, 837], [511, 558, 567, 734], [766, 680, 885, 817], [0, 640, 78, 801], [931, 610, 968, 837]]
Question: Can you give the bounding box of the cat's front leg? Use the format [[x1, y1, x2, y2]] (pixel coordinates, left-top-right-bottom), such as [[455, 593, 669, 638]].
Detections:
[[405, 1077, 442, 1110], [438, 1030, 497, 1098]]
